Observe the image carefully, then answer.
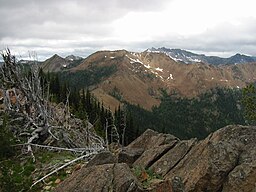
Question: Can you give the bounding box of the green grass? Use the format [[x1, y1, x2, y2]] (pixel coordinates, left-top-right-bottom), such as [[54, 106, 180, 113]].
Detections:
[[0, 150, 79, 192]]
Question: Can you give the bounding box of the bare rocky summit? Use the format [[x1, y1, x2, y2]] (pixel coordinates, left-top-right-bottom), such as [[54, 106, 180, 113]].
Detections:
[[55, 125, 256, 192]]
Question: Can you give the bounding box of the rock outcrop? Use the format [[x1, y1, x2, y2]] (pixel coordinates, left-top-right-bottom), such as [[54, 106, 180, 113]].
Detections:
[[164, 125, 256, 192], [118, 129, 178, 166], [55, 163, 143, 192], [55, 125, 256, 192], [86, 151, 117, 167]]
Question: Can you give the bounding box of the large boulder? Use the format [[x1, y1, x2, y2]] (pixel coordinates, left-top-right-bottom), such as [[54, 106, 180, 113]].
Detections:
[[55, 163, 143, 192], [164, 125, 256, 192], [55, 126, 256, 192], [118, 129, 178, 166], [222, 161, 256, 192], [118, 147, 144, 167], [150, 139, 197, 177], [133, 142, 177, 169], [127, 129, 178, 150], [86, 151, 117, 167], [221, 127, 256, 192], [145, 179, 173, 192]]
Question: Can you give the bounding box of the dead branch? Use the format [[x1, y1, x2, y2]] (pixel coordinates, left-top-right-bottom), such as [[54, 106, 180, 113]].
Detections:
[[30, 151, 99, 188], [0, 49, 106, 158]]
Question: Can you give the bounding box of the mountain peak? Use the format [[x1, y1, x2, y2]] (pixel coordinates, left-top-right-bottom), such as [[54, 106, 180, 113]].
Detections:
[[65, 55, 83, 61], [52, 54, 62, 59], [41, 54, 69, 72], [147, 47, 256, 65]]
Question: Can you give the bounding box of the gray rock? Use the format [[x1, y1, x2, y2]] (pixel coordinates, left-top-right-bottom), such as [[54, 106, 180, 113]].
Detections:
[[172, 176, 185, 192], [55, 126, 256, 192], [86, 151, 117, 167], [133, 142, 177, 169], [164, 125, 256, 192], [118, 148, 144, 167], [150, 139, 197, 177], [120, 129, 178, 167], [54, 163, 143, 192], [127, 129, 178, 150]]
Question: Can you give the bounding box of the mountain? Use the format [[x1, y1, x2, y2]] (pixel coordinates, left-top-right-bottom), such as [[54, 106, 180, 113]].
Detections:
[[62, 49, 256, 110], [41, 54, 70, 72], [39, 49, 256, 110], [148, 47, 256, 65], [65, 55, 83, 61], [69, 50, 167, 110], [41, 54, 83, 72]]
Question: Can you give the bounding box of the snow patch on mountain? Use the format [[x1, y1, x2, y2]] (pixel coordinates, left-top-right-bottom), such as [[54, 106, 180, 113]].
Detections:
[[167, 74, 174, 80], [147, 47, 256, 65], [126, 55, 143, 64], [155, 67, 163, 72]]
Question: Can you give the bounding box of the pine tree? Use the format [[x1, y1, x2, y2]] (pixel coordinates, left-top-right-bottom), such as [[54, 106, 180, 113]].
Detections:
[[242, 84, 256, 124], [0, 114, 15, 159]]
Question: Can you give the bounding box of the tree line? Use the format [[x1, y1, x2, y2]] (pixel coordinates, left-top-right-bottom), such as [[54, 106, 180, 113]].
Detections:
[[42, 69, 256, 141], [42, 71, 138, 145], [126, 87, 247, 139]]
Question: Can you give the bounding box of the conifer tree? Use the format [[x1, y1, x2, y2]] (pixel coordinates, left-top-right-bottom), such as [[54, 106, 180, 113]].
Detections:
[[242, 84, 256, 124]]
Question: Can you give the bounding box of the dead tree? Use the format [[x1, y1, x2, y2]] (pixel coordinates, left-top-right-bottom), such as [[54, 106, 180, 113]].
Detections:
[[0, 49, 105, 159], [104, 108, 120, 149]]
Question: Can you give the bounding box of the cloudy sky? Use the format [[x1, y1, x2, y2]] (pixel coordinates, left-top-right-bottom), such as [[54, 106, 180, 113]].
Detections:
[[0, 0, 256, 60]]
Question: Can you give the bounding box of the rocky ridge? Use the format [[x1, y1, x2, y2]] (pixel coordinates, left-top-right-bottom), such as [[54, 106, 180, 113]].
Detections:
[[55, 125, 256, 192], [69, 50, 256, 110], [39, 49, 256, 110], [148, 47, 256, 65]]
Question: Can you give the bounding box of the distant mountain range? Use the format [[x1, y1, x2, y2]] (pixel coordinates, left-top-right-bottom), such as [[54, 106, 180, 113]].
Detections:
[[148, 47, 256, 65], [15, 47, 256, 110], [40, 48, 256, 73]]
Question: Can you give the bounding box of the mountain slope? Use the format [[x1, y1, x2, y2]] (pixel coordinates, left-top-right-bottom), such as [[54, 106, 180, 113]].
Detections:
[[148, 47, 256, 65], [40, 49, 256, 110], [41, 54, 83, 72], [71, 50, 166, 110], [68, 49, 256, 110], [41, 54, 69, 72]]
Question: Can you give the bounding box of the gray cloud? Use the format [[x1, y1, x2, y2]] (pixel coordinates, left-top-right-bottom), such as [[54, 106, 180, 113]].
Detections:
[[0, 0, 256, 60]]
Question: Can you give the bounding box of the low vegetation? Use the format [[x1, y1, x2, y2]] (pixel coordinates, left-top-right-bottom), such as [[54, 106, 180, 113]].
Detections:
[[132, 166, 163, 188]]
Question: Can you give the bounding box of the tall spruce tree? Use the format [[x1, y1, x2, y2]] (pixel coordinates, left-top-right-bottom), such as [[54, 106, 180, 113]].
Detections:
[[242, 84, 256, 124]]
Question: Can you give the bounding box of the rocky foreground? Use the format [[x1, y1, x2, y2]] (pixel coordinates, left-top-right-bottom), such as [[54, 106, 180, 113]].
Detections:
[[55, 125, 256, 192]]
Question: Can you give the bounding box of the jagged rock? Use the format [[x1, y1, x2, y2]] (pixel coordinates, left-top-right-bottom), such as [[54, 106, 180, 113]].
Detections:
[[145, 179, 173, 192], [133, 142, 177, 169], [54, 163, 143, 192], [126, 129, 158, 150], [150, 139, 197, 177], [222, 161, 256, 192], [118, 147, 144, 167], [222, 129, 256, 192], [171, 176, 185, 192], [119, 129, 178, 166], [55, 126, 256, 192], [127, 129, 178, 150], [164, 125, 256, 192], [86, 151, 117, 167]]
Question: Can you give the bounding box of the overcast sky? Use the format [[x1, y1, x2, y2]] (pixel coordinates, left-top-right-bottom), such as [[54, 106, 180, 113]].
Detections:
[[1, 0, 256, 60]]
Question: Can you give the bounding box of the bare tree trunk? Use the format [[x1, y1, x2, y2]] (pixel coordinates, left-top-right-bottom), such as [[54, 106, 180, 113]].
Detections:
[[0, 49, 106, 158]]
